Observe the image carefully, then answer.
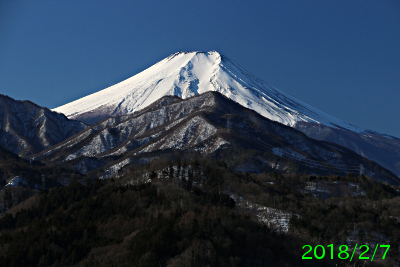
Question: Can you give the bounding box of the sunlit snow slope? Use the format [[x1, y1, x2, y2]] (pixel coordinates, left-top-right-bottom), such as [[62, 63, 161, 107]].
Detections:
[[54, 51, 360, 131]]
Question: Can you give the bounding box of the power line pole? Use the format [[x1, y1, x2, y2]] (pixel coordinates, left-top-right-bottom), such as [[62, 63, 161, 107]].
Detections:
[[359, 164, 364, 176]]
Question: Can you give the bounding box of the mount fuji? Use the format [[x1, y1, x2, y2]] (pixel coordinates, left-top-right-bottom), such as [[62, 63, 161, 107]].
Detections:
[[53, 51, 358, 130], [53, 51, 400, 177]]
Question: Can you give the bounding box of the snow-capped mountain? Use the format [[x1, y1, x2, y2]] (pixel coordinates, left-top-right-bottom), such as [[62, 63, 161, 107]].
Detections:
[[39, 92, 399, 184], [0, 94, 87, 156], [53, 51, 400, 177], [53, 51, 358, 131]]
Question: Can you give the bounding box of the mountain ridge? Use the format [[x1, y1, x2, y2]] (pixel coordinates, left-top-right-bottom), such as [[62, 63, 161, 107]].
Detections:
[[0, 94, 87, 157], [37, 91, 399, 184], [51, 51, 400, 177]]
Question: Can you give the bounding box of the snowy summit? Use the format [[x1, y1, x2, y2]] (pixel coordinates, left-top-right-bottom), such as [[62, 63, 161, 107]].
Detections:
[[53, 50, 360, 131]]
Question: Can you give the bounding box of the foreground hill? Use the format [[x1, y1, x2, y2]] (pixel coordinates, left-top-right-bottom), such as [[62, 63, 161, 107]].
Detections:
[[1, 158, 399, 266], [0, 145, 85, 215]]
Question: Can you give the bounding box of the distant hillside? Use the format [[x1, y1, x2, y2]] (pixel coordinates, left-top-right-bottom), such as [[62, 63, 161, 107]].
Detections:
[[0, 94, 86, 157]]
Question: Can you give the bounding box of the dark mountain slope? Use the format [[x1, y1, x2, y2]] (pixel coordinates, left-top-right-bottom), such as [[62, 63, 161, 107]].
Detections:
[[0, 145, 87, 215], [0, 94, 87, 157], [295, 122, 400, 179]]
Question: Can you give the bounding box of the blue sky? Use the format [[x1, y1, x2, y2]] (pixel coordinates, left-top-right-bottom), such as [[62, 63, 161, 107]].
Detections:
[[1, 0, 399, 137]]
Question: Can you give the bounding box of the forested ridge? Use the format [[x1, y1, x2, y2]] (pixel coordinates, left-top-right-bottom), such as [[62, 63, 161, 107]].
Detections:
[[0, 158, 399, 266]]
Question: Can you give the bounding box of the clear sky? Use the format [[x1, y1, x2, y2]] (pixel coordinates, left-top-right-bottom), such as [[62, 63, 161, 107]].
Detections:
[[1, 0, 399, 137]]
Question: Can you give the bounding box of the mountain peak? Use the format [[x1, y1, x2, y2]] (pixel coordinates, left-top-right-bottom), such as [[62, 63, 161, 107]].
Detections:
[[53, 51, 360, 133], [167, 50, 221, 57]]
